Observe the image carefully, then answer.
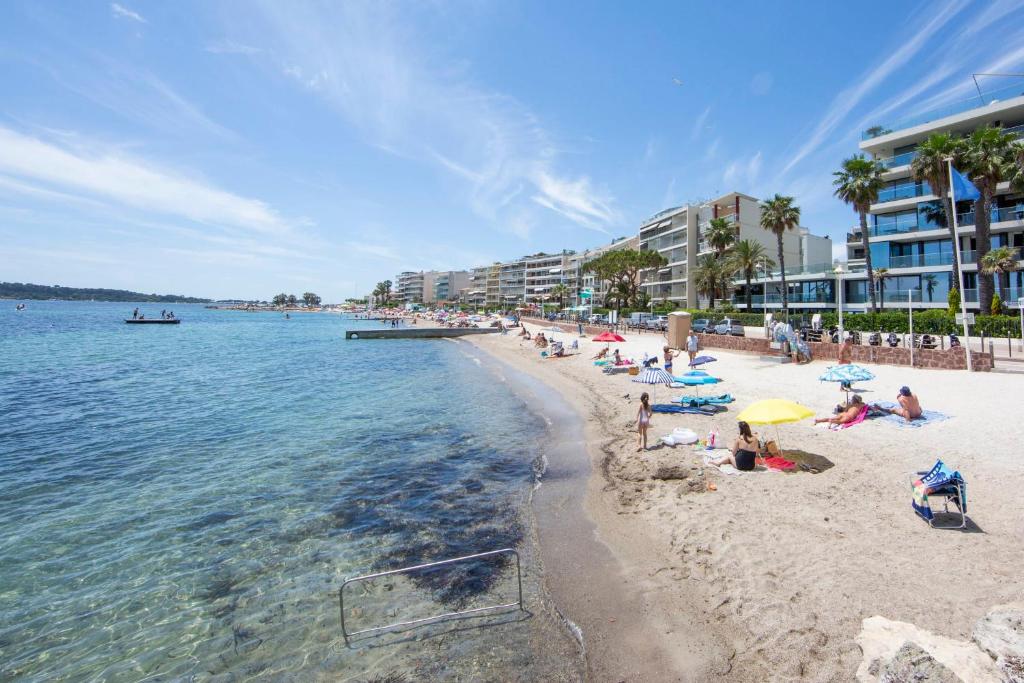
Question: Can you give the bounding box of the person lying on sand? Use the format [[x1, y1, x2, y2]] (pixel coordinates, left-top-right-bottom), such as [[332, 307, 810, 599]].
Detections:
[[875, 386, 922, 422], [709, 421, 761, 471], [592, 346, 609, 360], [815, 394, 865, 425]]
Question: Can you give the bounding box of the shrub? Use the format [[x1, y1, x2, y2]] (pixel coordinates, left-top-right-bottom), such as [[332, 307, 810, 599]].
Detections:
[[947, 287, 960, 315], [991, 293, 1002, 315]]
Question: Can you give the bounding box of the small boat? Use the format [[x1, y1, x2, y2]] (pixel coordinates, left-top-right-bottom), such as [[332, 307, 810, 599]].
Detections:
[[125, 318, 181, 324]]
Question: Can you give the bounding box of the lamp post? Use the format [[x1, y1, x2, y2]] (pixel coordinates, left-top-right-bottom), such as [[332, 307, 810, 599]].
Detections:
[[834, 263, 845, 342]]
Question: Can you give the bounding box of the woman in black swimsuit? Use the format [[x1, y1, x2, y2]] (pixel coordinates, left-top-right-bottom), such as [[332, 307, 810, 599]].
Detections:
[[709, 421, 761, 471]]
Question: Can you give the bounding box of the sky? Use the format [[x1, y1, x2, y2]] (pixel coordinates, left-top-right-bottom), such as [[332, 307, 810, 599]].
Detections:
[[2, 0, 1024, 301]]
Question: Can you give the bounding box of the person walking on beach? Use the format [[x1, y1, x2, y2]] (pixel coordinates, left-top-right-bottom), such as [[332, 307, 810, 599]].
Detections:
[[686, 330, 699, 364], [663, 345, 674, 377], [636, 392, 653, 451]]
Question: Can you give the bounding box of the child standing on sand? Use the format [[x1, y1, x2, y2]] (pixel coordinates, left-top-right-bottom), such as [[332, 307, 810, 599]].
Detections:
[[636, 392, 652, 451]]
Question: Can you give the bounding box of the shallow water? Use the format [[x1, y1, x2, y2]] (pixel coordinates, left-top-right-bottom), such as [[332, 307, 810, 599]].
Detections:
[[0, 302, 580, 681]]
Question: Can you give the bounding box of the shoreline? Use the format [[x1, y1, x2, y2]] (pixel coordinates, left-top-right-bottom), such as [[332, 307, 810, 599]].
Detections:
[[460, 335, 732, 681]]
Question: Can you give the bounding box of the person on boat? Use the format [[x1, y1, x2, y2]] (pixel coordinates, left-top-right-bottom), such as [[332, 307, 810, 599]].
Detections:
[[815, 394, 865, 425], [636, 392, 653, 451], [132, 307, 139, 320], [161, 309, 166, 319], [709, 421, 762, 471], [876, 386, 923, 422]]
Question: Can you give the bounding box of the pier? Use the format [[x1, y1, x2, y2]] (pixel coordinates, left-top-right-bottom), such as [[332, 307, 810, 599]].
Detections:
[[345, 328, 499, 340]]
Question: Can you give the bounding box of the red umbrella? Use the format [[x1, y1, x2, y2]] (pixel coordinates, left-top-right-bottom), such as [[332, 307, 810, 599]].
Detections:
[[592, 331, 625, 342]]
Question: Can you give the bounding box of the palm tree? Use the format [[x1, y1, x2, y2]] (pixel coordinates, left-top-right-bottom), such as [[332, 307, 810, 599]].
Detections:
[[872, 268, 890, 309], [549, 283, 569, 310], [759, 194, 801, 316], [964, 126, 1018, 312], [730, 239, 773, 310], [911, 133, 966, 286], [922, 273, 938, 302], [693, 254, 736, 309], [980, 246, 1020, 308], [833, 154, 885, 312], [704, 217, 737, 259]]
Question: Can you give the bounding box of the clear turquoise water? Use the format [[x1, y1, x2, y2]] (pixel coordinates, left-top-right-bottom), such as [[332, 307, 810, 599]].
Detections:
[[0, 302, 573, 681]]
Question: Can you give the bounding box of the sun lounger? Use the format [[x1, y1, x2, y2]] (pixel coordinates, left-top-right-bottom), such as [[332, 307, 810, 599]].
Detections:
[[912, 460, 967, 529]]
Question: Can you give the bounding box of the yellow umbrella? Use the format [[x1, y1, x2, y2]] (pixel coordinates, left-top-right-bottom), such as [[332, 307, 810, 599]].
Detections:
[[736, 399, 814, 425], [736, 399, 813, 459]]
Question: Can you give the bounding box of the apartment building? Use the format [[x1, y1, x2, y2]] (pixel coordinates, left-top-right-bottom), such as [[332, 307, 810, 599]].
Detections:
[[498, 258, 526, 306], [639, 191, 804, 308], [523, 252, 573, 304], [851, 83, 1024, 310], [567, 235, 639, 306], [433, 270, 471, 304], [394, 270, 437, 305], [731, 228, 838, 311]]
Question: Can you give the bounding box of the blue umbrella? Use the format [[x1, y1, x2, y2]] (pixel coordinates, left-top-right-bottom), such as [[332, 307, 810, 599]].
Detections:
[[670, 372, 722, 396], [818, 364, 875, 383], [688, 355, 717, 368]]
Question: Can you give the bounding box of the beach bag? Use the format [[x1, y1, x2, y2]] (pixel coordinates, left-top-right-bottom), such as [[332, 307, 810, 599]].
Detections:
[[764, 440, 782, 457]]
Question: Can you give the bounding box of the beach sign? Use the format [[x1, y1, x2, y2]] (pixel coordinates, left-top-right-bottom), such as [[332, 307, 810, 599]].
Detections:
[[955, 312, 975, 325]]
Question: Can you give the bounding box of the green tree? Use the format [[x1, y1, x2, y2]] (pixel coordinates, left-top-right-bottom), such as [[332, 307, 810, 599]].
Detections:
[[911, 133, 966, 287], [272, 293, 288, 307], [980, 245, 1020, 309], [302, 292, 321, 307], [947, 286, 961, 316], [372, 280, 393, 305], [759, 194, 801, 315], [833, 154, 885, 312], [922, 273, 938, 302], [964, 126, 1018, 313], [693, 254, 736, 309], [872, 268, 889, 310], [286, 294, 297, 307], [729, 239, 773, 310], [549, 283, 569, 310], [704, 217, 737, 259], [584, 249, 667, 309]]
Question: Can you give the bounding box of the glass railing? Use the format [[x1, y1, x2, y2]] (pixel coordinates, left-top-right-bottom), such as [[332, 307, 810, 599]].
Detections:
[[732, 292, 836, 305], [847, 231, 864, 243], [879, 150, 918, 169], [862, 80, 1024, 140], [887, 252, 955, 269], [870, 219, 932, 237], [956, 206, 1024, 226], [876, 181, 931, 203]]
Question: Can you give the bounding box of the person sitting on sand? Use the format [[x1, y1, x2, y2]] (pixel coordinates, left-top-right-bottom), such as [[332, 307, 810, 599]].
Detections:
[[593, 346, 609, 360], [636, 392, 653, 451], [815, 394, 865, 425], [709, 421, 762, 471], [877, 386, 922, 422], [612, 349, 622, 365]]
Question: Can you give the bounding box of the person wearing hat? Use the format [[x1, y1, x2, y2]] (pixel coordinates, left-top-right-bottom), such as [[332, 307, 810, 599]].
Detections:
[[880, 386, 922, 422]]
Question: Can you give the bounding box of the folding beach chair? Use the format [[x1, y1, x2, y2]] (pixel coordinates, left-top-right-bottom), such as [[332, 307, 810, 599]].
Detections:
[[912, 460, 968, 529]]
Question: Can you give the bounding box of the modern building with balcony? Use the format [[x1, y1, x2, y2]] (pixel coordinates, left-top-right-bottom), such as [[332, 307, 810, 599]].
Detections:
[[853, 82, 1024, 309], [432, 270, 471, 305], [394, 270, 437, 305], [639, 191, 804, 308], [523, 252, 574, 304], [731, 228, 836, 311], [498, 259, 527, 306]]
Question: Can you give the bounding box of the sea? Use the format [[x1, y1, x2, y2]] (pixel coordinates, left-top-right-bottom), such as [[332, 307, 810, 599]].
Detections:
[[0, 302, 582, 682]]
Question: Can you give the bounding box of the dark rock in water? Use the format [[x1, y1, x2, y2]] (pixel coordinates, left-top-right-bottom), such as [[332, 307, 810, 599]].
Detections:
[[652, 465, 689, 480], [188, 511, 238, 530], [461, 478, 484, 493], [362, 672, 409, 683], [198, 575, 237, 601], [878, 642, 960, 683]]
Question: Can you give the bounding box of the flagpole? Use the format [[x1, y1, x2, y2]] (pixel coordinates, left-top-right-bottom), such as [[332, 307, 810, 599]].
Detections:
[[947, 157, 973, 372]]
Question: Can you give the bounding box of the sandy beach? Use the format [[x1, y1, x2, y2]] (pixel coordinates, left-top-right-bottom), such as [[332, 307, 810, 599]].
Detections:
[[466, 325, 1024, 681]]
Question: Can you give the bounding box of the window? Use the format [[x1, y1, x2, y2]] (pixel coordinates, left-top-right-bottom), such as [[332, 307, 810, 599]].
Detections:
[[873, 209, 918, 235], [870, 242, 889, 268], [918, 272, 951, 303]]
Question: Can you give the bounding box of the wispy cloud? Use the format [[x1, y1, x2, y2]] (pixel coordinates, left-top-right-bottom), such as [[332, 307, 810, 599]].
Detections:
[[0, 126, 290, 236], [111, 3, 145, 23], [242, 2, 617, 235], [722, 151, 762, 189], [205, 40, 261, 55], [780, 0, 964, 175], [691, 105, 712, 141]]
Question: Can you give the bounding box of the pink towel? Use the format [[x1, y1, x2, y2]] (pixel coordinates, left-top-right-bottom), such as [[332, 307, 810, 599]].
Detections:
[[833, 405, 868, 430]]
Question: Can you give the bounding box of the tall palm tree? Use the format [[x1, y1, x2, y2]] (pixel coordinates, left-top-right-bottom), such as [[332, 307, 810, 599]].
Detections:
[[730, 239, 773, 310], [693, 254, 735, 309], [759, 194, 801, 316], [911, 133, 966, 286], [549, 283, 569, 310], [704, 217, 737, 259], [963, 126, 1017, 312], [872, 268, 890, 310], [922, 273, 938, 303], [980, 246, 1020, 308], [833, 154, 885, 312]]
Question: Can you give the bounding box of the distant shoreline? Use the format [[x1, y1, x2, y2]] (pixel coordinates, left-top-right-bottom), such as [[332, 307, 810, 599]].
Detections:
[[1, 282, 211, 304]]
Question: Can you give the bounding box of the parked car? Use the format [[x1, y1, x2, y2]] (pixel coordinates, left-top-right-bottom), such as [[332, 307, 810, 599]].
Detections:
[[692, 318, 712, 333], [714, 319, 745, 336], [589, 314, 608, 325], [643, 315, 668, 331]]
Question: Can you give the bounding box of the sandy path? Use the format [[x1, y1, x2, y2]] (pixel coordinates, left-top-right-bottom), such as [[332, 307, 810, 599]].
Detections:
[[467, 326, 1024, 681]]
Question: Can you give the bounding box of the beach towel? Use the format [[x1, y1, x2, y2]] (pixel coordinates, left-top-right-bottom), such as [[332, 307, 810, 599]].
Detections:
[[912, 460, 966, 521], [872, 402, 950, 428], [762, 456, 797, 471], [651, 403, 722, 416], [830, 404, 869, 430], [674, 393, 734, 406]]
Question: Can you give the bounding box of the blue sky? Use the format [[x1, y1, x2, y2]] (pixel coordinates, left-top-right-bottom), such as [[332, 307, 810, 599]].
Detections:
[[2, 0, 1024, 300]]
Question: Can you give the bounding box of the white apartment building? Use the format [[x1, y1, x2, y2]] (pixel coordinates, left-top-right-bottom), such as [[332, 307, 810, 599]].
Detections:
[[523, 252, 573, 304], [639, 191, 804, 308], [852, 82, 1024, 310], [498, 259, 526, 306], [394, 270, 437, 305], [433, 270, 471, 304]]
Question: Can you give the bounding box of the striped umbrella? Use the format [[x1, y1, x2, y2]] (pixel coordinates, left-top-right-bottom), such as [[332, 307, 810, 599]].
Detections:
[[632, 367, 675, 400]]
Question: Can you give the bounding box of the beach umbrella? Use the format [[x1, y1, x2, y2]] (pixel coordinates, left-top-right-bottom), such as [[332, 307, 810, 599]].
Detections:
[[688, 355, 717, 368], [735, 399, 814, 458], [632, 367, 675, 400], [819, 364, 875, 405], [592, 331, 625, 343], [669, 372, 722, 397]]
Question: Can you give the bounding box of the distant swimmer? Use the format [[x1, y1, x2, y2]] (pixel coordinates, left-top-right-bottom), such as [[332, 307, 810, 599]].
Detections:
[[16, 303, 26, 311], [285, 313, 290, 319]]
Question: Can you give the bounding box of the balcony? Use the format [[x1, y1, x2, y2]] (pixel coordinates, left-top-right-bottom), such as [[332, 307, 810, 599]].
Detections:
[[861, 81, 1024, 140], [955, 206, 1024, 227], [887, 252, 956, 269], [876, 181, 930, 203], [847, 231, 864, 243], [879, 150, 918, 169], [732, 292, 836, 306]]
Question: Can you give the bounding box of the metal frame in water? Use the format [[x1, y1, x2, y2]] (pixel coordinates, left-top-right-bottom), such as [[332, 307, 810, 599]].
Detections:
[[339, 548, 524, 644]]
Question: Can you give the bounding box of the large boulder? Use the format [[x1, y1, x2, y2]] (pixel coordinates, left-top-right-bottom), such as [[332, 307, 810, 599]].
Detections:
[[973, 603, 1024, 683], [876, 642, 961, 682], [857, 616, 1002, 682]]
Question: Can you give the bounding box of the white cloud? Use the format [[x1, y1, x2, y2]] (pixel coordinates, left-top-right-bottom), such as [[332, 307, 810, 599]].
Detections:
[[205, 40, 261, 55], [722, 151, 762, 190], [780, 0, 964, 175], [241, 2, 617, 234], [0, 126, 290, 236], [111, 3, 146, 23], [691, 105, 712, 142]]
